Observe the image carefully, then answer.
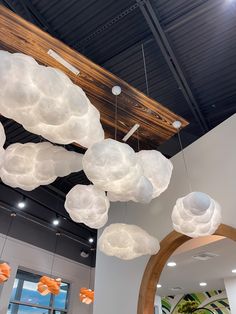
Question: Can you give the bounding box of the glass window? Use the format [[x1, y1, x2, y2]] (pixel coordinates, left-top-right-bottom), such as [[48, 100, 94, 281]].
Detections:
[[8, 269, 69, 314], [54, 283, 69, 310], [8, 304, 50, 314]]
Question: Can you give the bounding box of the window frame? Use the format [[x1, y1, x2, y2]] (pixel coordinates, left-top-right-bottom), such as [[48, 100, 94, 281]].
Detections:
[[9, 268, 70, 314]]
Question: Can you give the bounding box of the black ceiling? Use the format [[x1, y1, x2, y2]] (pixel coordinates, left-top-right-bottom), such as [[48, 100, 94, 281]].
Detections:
[[1, 0, 236, 152], [0, 0, 236, 265]]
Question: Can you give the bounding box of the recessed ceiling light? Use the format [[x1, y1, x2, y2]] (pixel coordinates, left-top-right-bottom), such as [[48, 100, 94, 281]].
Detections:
[[52, 219, 60, 226], [167, 261, 176, 267], [232, 269, 236, 273], [89, 238, 94, 243], [17, 201, 25, 209], [157, 284, 162, 288], [199, 282, 207, 287]]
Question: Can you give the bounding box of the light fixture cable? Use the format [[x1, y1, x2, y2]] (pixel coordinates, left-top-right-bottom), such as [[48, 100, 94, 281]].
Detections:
[[177, 128, 192, 192], [141, 43, 149, 96], [0, 212, 16, 259], [50, 232, 60, 276], [115, 95, 118, 140]]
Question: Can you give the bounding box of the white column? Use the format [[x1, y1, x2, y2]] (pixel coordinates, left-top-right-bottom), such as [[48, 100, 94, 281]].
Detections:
[[154, 295, 163, 314], [224, 277, 236, 313]]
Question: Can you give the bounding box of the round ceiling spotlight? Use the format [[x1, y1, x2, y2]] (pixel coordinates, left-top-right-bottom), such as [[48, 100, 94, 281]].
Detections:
[[157, 284, 162, 288], [17, 201, 26, 209], [52, 219, 60, 226], [89, 238, 94, 244], [232, 269, 236, 273], [167, 261, 177, 267], [112, 85, 122, 96], [199, 282, 207, 287]]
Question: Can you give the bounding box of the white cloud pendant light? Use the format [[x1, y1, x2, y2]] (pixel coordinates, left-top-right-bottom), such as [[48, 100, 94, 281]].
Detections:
[[136, 150, 173, 198], [82, 139, 151, 203], [172, 192, 222, 238], [98, 223, 160, 260], [65, 184, 110, 229], [0, 50, 104, 148], [83, 139, 173, 204], [0, 142, 83, 191]]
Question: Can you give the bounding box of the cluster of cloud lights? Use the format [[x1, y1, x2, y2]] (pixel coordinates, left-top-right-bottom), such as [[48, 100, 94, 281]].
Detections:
[[65, 184, 110, 229], [0, 142, 83, 191], [171, 192, 222, 238], [83, 139, 173, 203], [80, 288, 94, 304], [0, 50, 223, 261], [98, 223, 160, 260], [0, 51, 104, 148], [37, 276, 61, 296]]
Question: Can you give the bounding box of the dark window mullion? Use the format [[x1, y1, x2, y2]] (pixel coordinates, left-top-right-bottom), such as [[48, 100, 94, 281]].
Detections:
[[15, 278, 24, 301]]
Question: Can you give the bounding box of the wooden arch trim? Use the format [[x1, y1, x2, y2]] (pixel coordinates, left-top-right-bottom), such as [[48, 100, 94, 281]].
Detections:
[[137, 224, 236, 314]]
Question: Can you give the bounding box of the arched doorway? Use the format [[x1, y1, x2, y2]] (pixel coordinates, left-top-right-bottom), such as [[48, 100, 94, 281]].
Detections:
[[137, 224, 236, 314]]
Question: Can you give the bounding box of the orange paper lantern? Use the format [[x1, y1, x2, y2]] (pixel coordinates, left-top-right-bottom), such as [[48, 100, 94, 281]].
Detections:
[[37, 276, 61, 296], [80, 287, 94, 304], [0, 262, 11, 283]]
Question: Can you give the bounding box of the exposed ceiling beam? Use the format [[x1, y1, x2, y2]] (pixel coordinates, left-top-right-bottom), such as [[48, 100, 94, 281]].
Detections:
[[71, 2, 140, 50], [0, 5, 188, 150], [137, 0, 209, 133], [2, 0, 58, 37]]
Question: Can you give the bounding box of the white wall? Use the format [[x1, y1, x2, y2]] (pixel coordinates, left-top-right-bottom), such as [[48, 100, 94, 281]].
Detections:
[[224, 277, 236, 313], [93, 114, 236, 314], [0, 233, 94, 314]]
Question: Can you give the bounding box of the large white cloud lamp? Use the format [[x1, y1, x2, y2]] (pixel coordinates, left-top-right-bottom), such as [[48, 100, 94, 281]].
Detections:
[[172, 192, 222, 238], [98, 223, 160, 260], [65, 184, 110, 229], [0, 142, 83, 191], [0, 50, 104, 148], [83, 139, 173, 203]]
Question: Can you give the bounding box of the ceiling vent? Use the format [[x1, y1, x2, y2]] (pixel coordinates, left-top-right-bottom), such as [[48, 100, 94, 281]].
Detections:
[[192, 252, 219, 261], [171, 287, 182, 291]]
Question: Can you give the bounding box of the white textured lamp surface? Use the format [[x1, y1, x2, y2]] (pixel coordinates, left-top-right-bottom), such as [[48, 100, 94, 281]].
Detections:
[[0, 51, 104, 147], [137, 150, 173, 198], [107, 175, 153, 204], [0, 122, 6, 167], [98, 223, 160, 260], [0, 142, 83, 191], [83, 139, 173, 203], [83, 139, 143, 194], [65, 184, 110, 229], [172, 192, 222, 238]]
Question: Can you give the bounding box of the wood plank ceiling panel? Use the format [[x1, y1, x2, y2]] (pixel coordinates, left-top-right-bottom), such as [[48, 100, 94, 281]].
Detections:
[[0, 5, 188, 149]]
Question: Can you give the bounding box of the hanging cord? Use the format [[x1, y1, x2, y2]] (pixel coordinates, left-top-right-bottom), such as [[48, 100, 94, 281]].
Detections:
[[137, 128, 140, 152], [89, 264, 92, 289], [50, 232, 60, 276], [114, 95, 118, 140], [141, 43, 149, 96], [177, 130, 192, 192], [0, 212, 16, 259]]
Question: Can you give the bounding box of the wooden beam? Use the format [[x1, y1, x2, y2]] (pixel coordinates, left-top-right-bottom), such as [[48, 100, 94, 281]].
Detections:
[[0, 5, 188, 149]]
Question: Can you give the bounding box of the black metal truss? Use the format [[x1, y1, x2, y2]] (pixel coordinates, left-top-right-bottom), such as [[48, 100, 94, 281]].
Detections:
[[137, 0, 209, 133]]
